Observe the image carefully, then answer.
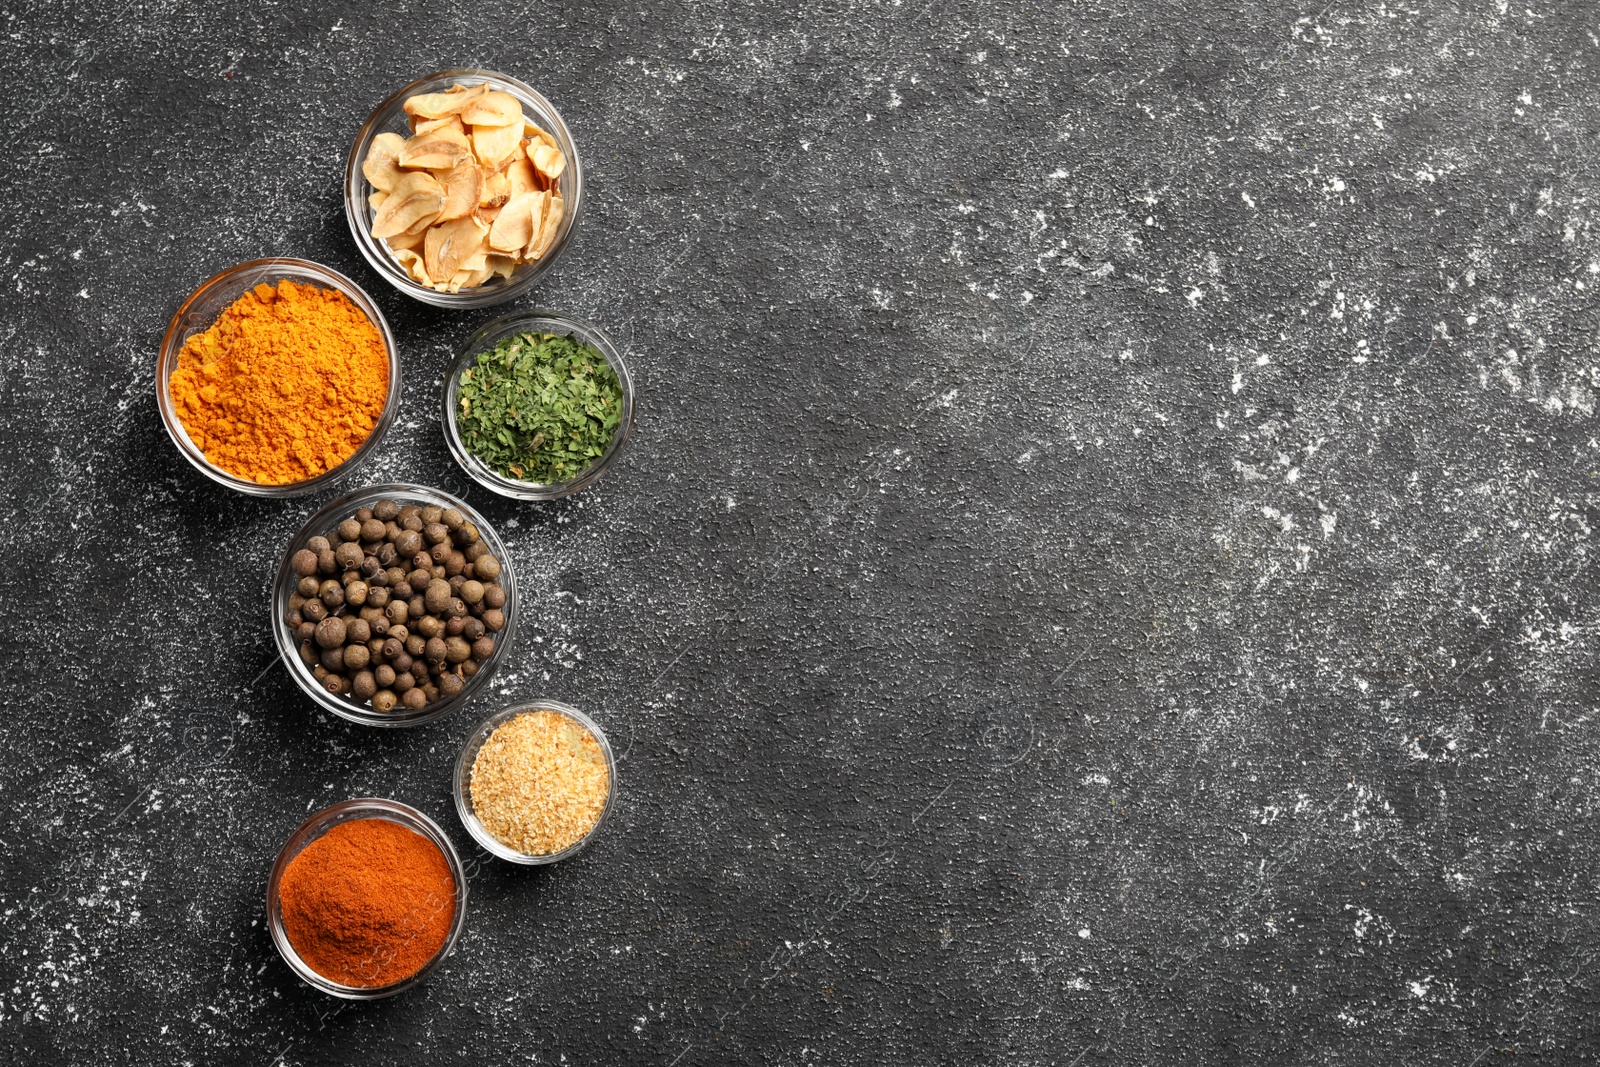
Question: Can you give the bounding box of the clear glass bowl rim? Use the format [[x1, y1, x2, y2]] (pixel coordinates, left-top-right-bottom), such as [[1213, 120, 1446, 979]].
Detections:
[[454, 698, 619, 864], [270, 482, 520, 728], [156, 257, 402, 498], [343, 68, 584, 308], [441, 310, 636, 501], [266, 797, 468, 999]]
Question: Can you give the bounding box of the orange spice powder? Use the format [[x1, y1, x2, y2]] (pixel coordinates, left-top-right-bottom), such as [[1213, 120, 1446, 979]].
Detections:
[[278, 817, 456, 988], [169, 279, 389, 485]]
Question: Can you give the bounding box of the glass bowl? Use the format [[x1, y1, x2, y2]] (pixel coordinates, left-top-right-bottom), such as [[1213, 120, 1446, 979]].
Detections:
[[454, 699, 618, 864], [266, 798, 467, 999], [442, 311, 636, 500], [271, 483, 520, 728], [344, 69, 584, 308], [156, 258, 401, 497]]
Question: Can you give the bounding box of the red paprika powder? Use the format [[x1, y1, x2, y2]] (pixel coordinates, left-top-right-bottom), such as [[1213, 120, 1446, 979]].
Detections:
[[278, 817, 456, 987]]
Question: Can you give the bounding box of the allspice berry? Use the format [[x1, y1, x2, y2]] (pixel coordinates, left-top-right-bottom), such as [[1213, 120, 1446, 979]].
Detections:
[[314, 617, 347, 649], [424, 578, 452, 615], [287, 499, 507, 713]]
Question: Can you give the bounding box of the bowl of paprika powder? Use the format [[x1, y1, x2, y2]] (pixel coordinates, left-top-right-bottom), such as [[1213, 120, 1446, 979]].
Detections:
[[266, 797, 467, 998], [158, 257, 401, 496]]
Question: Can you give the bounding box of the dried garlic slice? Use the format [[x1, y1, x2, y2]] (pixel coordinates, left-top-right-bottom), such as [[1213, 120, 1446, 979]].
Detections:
[[531, 143, 566, 181], [412, 114, 465, 137], [506, 157, 536, 200], [372, 172, 444, 239], [461, 90, 522, 127], [471, 122, 523, 169], [400, 127, 473, 171], [480, 170, 511, 208], [394, 248, 434, 286], [361, 132, 406, 192], [438, 163, 483, 222], [403, 83, 489, 120], [425, 216, 490, 281], [529, 194, 565, 260], [387, 226, 426, 252], [489, 191, 540, 252]]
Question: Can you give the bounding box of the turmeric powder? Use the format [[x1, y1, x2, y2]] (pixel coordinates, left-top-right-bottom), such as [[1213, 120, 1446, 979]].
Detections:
[[170, 279, 389, 485]]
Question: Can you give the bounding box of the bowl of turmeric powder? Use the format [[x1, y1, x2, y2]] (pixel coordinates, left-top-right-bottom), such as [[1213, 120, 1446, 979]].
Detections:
[[157, 258, 402, 496]]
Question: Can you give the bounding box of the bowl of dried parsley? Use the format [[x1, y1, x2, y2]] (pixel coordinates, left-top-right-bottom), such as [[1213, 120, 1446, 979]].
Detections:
[[442, 310, 635, 500]]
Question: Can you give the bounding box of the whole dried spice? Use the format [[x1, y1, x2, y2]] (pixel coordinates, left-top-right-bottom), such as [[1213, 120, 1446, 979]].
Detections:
[[361, 81, 568, 293], [279, 817, 456, 988], [285, 497, 508, 712], [471, 710, 610, 855], [169, 280, 388, 484], [456, 331, 622, 484]]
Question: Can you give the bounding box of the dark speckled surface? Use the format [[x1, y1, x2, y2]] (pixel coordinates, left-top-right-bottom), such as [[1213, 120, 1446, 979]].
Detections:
[[5, 1, 1600, 1062]]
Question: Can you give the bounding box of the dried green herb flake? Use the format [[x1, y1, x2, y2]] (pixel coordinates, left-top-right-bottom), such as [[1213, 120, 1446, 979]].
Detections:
[[455, 331, 623, 483]]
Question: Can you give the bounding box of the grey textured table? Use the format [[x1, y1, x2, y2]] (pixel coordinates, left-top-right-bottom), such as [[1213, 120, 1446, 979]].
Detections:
[[5, 1, 1599, 1063]]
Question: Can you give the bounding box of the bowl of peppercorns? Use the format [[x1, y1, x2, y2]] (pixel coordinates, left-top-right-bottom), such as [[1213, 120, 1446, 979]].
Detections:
[[272, 483, 519, 727]]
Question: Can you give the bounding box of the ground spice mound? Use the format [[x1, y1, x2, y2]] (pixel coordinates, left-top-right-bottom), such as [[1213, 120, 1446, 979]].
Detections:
[[278, 817, 455, 988], [471, 710, 610, 855], [169, 279, 388, 484]]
